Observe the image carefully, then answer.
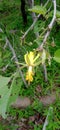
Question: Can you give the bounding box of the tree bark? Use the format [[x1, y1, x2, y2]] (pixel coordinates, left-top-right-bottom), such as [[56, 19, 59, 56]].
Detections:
[[21, 0, 27, 25]]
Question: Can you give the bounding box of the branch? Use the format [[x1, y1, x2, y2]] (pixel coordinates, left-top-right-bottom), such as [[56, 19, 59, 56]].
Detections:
[[21, 14, 40, 41], [21, 0, 39, 41], [36, 0, 56, 81], [42, 64, 48, 82], [1, 56, 14, 72], [44, 0, 50, 7], [0, 28, 28, 87], [21, 0, 50, 40], [5, 37, 28, 87], [42, 107, 53, 130], [30, 0, 39, 37], [37, 0, 56, 50]]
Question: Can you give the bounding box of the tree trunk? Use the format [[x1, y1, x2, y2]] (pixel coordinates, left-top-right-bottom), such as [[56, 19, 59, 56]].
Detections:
[[21, 0, 27, 25]]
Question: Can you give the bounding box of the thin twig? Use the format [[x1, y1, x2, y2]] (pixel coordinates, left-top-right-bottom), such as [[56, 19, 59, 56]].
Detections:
[[1, 56, 14, 72], [44, 0, 50, 7], [37, 0, 56, 81], [5, 37, 28, 87], [0, 28, 28, 87], [21, 14, 40, 41], [21, 0, 50, 40], [43, 64, 48, 82], [42, 107, 53, 130], [37, 0, 56, 50]]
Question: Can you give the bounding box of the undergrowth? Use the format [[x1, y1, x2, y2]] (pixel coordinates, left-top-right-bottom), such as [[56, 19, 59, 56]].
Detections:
[[0, 0, 60, 130]]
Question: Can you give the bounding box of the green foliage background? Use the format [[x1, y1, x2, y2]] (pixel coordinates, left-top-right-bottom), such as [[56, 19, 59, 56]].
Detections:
[[0, 0, 60, 129]]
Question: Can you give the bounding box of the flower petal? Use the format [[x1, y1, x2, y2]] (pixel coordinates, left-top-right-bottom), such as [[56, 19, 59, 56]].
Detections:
[[28, 51, 34, 65], [26, 66, 34, 82], [24, 53, 31, 66]]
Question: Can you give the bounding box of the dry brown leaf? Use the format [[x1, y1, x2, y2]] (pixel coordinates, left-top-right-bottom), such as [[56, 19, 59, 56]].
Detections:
[[11, 92, 60, 108], [11, 96, 31, 108], [40, 93, 56, 106]]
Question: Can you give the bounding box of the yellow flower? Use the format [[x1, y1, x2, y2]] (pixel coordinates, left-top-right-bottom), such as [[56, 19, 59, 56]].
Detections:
[[24, 51, 40, 83], [24, 51, 40, 66], [26, 66, 34, 83], [24, 51, 34, 66]]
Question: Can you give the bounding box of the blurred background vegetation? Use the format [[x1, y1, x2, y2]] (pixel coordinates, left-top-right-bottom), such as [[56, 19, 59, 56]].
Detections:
[[0, 0, 60, 130]]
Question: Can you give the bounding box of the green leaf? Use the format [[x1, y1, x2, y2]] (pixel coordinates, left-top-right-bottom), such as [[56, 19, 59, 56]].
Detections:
[[56, 10, 60, 25], [0, 75, 22, 118], [0, 76, 11, 89], [47, 10, 60, 18], [8, 78, 22, 106], [0, 76, 11, 118], [0, 85, 11, 118], [54, 49, 60, 63], [29, 6, 46, 15], [56, 10, 60, 18]]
